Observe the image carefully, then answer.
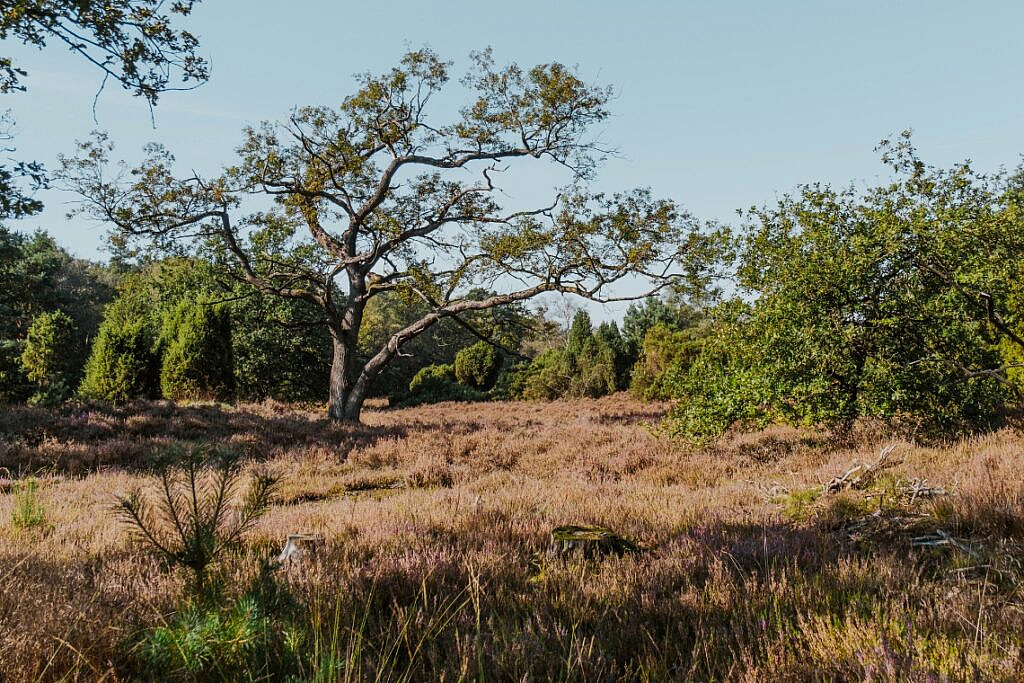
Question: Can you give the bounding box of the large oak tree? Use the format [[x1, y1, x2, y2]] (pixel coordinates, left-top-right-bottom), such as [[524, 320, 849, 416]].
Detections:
[[60, 49, 713, 421]]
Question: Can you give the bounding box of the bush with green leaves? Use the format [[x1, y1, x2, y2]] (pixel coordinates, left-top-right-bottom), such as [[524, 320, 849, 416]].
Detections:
[[521, 349, 573, 400], [79, 317, 160, 402], [138, 596, 273, 681], [453, 341, 502, 390], [0, 226, 114, 402], [667, 137, 1024, 440], [490, 360, 531, 400], [159, 299, 235, 401], [115, 442, 277, 596], [629, 323, 705, 400], [621, 292, 702, 360], [359, 289, 535, 403], [230, 289, 330, 402], [590, 321, 630, 391], [518, 312, 628, 400], [20, 310, 81, 405], [405, 363, 486, 405]]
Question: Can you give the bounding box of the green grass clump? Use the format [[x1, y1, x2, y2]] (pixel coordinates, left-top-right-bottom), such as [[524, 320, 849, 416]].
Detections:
[[776, 487, 821, 522], [11, 477, 46, 530]]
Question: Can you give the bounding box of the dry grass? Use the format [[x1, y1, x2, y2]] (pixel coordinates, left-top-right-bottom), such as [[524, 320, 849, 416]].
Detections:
[[1, 395, 1023, 680]]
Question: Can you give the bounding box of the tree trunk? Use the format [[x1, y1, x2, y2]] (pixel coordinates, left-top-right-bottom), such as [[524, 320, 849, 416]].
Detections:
[[327, 330, 361, 422]]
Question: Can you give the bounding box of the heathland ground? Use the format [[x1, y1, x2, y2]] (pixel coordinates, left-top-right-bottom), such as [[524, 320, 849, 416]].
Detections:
[[1, 396, 1023, 680]]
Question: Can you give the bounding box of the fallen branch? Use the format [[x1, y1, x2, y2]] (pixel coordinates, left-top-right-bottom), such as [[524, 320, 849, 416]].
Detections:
[[824, 444, 898, 494], [910, 529, 981, 561], [906, 478, 946, 504]]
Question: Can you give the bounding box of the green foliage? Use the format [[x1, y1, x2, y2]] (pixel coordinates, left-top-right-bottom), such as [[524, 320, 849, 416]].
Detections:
[[138, 597, 270, 681], [11, 477, 46, 530], [20, 310, 80, 405], [519, 313, 629, 401], [405, 363, 486, 405], [592, 321, 630, 390], [454, 341, 502, 390], [114, 442, 277, 596], [668, 136, 1024, 440], [629, 323, 705, 401], [521, 349, 573, 400], [0, 226, 114, 402], [490, 360, 531, 400], [79, 317, 160, 403], [621, 292, 703, 359], [360, 290, 532, 402], [230, 290, 330, 402], [0, 0, 207, 103], [776, 488, 822, 523], [565, 310, 593, 358], [159, 299, 235, 401]]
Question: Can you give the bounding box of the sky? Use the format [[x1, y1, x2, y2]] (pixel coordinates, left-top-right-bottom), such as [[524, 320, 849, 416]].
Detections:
[[5, 1, 1024, 318]]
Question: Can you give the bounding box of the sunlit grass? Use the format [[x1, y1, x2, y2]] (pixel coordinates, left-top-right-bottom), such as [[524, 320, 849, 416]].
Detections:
[[0, 396, 1022, 680]]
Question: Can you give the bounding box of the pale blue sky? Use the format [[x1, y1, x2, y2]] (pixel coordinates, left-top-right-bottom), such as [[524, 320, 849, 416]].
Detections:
[[5, 1, 1024, 314]]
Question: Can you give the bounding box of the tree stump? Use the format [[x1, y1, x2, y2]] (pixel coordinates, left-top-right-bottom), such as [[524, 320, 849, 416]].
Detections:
[[547, 525, 642, 559], [274, 533, 325, 569]]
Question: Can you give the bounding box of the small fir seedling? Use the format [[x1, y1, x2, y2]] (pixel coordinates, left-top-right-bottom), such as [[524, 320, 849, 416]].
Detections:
[[114, 442, 278, 597]]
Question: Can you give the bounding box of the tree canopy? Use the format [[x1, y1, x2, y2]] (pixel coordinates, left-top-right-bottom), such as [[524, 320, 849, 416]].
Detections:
[[666, 134, 1024, 440], [0, 0, 207, 219], [59, 48, 717, 421]]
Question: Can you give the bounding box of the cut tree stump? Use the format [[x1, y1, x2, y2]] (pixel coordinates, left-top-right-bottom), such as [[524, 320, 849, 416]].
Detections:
[[274, 533, 325, 569], [547, 525, 642, 559]]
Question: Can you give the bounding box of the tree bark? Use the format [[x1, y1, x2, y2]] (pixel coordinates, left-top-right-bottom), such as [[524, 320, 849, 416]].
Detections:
[[327, 329, 360, 422]]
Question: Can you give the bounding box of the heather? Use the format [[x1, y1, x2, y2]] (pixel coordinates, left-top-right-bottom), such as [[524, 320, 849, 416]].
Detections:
[[2, 396, 1022, 680]]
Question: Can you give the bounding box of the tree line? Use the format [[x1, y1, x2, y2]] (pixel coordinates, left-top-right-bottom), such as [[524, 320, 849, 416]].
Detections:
[[2, 8, 1023, 440], [5, 128, 1024, 444]]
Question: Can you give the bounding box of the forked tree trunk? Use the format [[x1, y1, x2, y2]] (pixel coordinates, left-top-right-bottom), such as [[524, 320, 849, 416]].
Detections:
[[327, 331, 365, 422]]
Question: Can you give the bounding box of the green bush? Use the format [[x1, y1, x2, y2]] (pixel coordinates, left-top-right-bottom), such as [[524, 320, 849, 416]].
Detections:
[[521, 349, 573, 400], [405, 363, 486, 405], [519, 316, 627, 401], [79, 317, 160, 403], [231, 290, 330, 402], [159, 299, 235, 401], [490, 360, 531, 400], [453, 341, 502, 390], [138, 597, 271, 680], [629, 323, 704, 400], [20, 310, 80, 405]]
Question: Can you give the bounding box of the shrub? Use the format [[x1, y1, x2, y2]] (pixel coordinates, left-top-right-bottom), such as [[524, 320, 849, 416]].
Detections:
[[159, 299, 235, 401], [405, 363, 486, 405], [138, 597, 271, 681], [665, 316, 785, 442], [79, 317, 160, 402], [453, 341, 502, 390], [521, 349, 573, 400], [231, 291, 330, 402], [629, 323, 704, 400], [490, 360, 531, 400], [20, 310, 80, 405]]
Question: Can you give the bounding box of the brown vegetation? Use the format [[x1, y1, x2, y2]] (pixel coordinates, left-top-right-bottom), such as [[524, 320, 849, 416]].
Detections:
[[1, 395, 1023, 680]]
